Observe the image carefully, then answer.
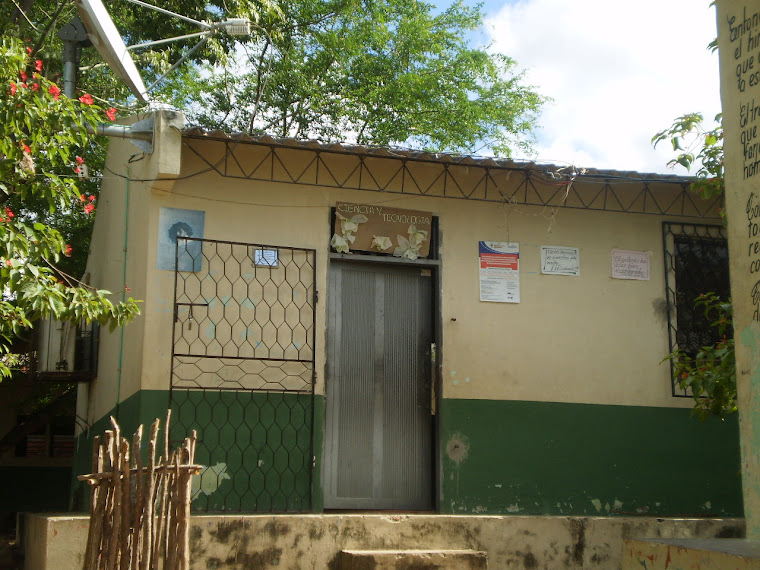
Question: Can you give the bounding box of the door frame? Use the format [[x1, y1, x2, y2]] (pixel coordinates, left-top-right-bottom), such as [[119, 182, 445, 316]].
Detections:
[[323, 248, 442, 512]]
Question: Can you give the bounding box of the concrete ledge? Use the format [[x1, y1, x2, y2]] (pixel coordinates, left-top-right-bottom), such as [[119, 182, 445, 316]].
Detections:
[[623, 538, 760, 569], [337, 549, 488, 569], [24, 513, 745, 569]]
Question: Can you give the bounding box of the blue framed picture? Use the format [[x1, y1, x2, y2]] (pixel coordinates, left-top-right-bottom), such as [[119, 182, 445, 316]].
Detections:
[[157, 207, 205, 271]]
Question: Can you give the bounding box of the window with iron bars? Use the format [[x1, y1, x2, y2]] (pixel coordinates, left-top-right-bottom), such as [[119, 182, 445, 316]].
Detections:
[[663, 222, 730, 397]]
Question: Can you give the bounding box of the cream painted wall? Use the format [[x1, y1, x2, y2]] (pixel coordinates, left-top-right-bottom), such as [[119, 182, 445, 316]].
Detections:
[[438, 199, 689, 407], [78, 112, 182, 426], [87, 134, 717, 423]]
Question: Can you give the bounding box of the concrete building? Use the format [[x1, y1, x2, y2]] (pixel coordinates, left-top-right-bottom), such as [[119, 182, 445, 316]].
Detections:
[[61, 109, 741, 522]]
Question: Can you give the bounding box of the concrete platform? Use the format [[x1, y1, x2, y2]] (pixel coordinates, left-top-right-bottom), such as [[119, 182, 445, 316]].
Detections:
[[23, 513, 745, 569], [623, 538, 760, 569], [336, 549, 488, 569]]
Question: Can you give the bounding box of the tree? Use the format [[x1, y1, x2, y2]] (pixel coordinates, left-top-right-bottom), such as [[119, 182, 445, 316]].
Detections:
[[653, 113, 735, 419], [0, 36, 140, 378], [156, 0, 546, 156]]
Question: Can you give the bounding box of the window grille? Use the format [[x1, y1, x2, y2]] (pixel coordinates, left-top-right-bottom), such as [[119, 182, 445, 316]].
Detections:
[[663, 222, 730, 397]]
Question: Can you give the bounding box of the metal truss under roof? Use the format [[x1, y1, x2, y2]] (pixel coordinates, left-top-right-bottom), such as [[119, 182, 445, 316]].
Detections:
[[181, 129, 722, 219]]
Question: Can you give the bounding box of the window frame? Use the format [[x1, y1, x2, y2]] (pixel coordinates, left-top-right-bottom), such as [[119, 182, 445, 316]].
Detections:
[[662, 221, 730, 397]]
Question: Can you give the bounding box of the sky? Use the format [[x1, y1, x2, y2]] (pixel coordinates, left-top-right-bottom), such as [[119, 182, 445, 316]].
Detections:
[[449, 0, 722, 175]]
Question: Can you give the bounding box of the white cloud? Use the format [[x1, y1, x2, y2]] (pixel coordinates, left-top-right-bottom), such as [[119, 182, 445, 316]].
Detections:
[[484, 0, 721, 174]]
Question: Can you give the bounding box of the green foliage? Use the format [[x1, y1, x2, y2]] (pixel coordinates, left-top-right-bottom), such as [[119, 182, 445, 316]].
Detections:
[[0, 36, 140, 378], [665, 293, 736, 421], [156, 0, 546, 156], [651, 112, 725, 201], [654, 100, 735, 420]]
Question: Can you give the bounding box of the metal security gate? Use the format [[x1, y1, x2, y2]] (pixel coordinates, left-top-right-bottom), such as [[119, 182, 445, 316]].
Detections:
[[169, 237, 316, 512], [324, 261, 434, 510]]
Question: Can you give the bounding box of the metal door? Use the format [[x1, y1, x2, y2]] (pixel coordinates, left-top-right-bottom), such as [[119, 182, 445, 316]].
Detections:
[[170, 237, 317, 512], [324, 261, 434, 510]]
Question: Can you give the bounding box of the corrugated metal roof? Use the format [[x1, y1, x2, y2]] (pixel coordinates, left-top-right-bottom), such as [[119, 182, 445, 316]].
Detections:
[[182, 127, 693, 184]]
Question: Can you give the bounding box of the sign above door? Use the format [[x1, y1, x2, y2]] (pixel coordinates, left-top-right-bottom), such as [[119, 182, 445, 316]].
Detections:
[[331, 202, 433, 259]]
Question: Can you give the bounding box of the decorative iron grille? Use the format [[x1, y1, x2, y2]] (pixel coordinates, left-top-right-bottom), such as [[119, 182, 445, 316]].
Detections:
[[170, 237, 316, 512], [663, 222, 730, 397]]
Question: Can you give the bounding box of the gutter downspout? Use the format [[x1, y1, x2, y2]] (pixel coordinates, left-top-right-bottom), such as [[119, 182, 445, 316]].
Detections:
[[115, 165, 131, 418]]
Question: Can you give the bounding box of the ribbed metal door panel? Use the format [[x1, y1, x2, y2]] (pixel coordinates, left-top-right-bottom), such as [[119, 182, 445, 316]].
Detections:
[[325, 262, 433, 510]]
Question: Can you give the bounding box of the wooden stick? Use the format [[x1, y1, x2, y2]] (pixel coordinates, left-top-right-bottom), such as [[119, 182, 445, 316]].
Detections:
[[100, 431, 115, 570], [178, 438, 192, 570], [107, 421, 122, 570], [131, 426, 143, 570], [120, 437, 131, 570], [83, 436, 102, 570], [142, 420, 159, 570], [78, 465, 202, 481]]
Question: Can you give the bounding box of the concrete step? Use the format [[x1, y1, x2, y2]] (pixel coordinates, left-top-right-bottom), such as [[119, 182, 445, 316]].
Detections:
[[336, 549, 488, 569]]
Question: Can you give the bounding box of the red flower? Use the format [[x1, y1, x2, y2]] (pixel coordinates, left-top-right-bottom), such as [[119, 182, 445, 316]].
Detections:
[[22, 143, 30, 154], [124, 285, 131, 292], [5, 260, 11, 267], [76, 156, 84, 165], [89, 195, 96, 202], [79, 194, 86, 202], [78, 93, 94, 105], [9, 82, 16, 96], [64, 244, 72, 257], [48, 84, 60, 101], [74, 167, 81, 174], [35, 60, 43, 72], [5, 208, 14, 219], [19, 71, 27, 82], [105, 107, 118, 121], [26, 47, 32, 55], [31, 83, 39, 92], [84, 203, 95, 215]]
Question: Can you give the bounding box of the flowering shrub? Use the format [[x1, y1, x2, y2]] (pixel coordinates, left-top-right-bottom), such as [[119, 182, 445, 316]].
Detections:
[[665, 293, 736, 421], [0, 36, 139, 378]]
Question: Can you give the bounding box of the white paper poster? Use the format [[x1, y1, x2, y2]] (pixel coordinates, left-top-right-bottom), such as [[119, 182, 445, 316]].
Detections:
[[611, 249, 650, 280], [479, 241, 520, 303], [541, 246, 580, 276]]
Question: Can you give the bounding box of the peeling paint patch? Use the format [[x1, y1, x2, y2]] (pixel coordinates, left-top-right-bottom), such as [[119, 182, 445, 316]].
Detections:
[[591, 498, 602, 512], [191, 463, 231, 500], [506, 504, 521, 513], [613, 499, 623, 510], [705, 501, 712, 510], [445, 433, 469, 465]]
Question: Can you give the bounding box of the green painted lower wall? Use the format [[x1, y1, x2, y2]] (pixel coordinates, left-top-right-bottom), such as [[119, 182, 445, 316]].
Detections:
[[439, 398, 743, 517], [73, 392, 742, 517]]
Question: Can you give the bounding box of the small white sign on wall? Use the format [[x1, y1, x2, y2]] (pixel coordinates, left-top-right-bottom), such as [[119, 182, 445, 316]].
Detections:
[[611, 249, 650, 280], [541, 246, 580, 276]]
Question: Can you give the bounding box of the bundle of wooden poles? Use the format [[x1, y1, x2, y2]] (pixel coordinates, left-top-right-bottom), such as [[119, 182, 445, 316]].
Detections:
[[78, 411, 202, 570]]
